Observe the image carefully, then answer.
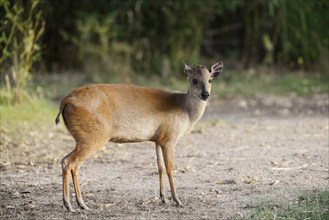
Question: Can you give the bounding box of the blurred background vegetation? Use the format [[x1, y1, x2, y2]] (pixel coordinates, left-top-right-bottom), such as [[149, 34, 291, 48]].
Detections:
[[0, 0, 328, 107], [0, 2, 328, 217]]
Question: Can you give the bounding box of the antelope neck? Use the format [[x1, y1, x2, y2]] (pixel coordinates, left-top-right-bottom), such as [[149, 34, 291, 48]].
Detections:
[[184, 89, 207, 123]]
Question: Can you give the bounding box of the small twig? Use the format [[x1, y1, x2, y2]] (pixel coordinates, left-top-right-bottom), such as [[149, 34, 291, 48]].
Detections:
[[208, 161, 219, 167], [271, 164, 308, 171]]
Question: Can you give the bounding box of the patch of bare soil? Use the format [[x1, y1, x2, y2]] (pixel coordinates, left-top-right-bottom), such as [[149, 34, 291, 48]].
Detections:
[[0, 95, 328, 219]]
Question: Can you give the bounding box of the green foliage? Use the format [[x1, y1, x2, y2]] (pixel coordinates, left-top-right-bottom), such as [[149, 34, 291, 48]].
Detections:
[[0, 0, 44, 104], [40, 0, 328, 75], [211, 0, 328, 71], [71, 0, 210, 79], [212, 70, 328, 98], [241, 190, 329, 220], [1, 0, 328, 87], [277, 0, 329, 70]]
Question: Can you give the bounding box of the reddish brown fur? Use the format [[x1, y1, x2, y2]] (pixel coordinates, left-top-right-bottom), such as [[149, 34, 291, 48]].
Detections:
[[56, 62, 223, 212]]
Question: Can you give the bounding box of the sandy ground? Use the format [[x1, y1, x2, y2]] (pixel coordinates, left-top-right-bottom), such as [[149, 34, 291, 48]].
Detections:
[[0, 95, 328, 219]]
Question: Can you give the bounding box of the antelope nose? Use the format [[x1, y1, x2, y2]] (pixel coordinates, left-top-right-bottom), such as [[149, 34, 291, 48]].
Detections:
[[200, 91, 210, 101]]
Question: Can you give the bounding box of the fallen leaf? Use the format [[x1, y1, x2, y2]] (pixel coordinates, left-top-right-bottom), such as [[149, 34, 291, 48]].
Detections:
[[244, 177, 257, 184], [270, 160, 279, 166], [269, 180, 280, 185]]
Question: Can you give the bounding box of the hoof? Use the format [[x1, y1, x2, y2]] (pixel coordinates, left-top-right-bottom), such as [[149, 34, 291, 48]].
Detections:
[[161, 198, 168, 205], [78, 200, 91, 211], [65, 205, 75, 213], [64, 200, 75, 212], [80, 204, 91, 211], [174, 198, 183, 207]]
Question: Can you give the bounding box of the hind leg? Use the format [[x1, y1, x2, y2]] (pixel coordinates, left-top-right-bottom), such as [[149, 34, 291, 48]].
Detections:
[[62, 151, 75, 212], [62, 142, 106, 212], [72, 162, 90, 210]]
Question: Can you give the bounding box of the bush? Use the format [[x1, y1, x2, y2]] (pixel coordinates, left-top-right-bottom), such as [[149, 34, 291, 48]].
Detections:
[[0, 0, 44, 105]]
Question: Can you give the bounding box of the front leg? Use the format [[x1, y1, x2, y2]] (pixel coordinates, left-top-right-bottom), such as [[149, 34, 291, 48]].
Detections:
[[161, 144, 183, 207], [156, 144, 167, 204]]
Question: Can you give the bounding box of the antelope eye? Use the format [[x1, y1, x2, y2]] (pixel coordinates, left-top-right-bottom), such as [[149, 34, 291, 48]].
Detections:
[[192, 79, 198, 84]]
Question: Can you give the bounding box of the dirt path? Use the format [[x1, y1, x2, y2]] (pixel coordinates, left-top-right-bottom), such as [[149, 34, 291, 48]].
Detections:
[[0, 96, 328, 219]]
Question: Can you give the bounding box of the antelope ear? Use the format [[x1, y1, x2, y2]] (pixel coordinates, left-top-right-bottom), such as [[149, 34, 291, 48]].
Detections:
[[211, 61, 223, 78], [184, 62, 193, 77]]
